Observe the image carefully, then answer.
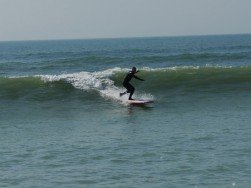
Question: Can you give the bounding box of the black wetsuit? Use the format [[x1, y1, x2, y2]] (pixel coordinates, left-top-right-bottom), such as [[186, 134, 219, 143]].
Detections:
[[123, 71, 143, 99]]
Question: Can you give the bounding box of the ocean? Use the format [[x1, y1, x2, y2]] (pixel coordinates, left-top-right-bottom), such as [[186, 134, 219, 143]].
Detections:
[[0, 34, 250, 187]]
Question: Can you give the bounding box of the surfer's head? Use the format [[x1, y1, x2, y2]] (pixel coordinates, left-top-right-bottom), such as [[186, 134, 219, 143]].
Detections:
[[132, 67, 137, 73]]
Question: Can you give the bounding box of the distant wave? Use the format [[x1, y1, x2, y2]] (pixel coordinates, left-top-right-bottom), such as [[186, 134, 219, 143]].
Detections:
[[131, 52, 251, 63], [1, 50, 250, 65]]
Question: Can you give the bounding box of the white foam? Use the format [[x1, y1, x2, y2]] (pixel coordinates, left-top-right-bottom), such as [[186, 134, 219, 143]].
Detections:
[[141, 66, 200, 71], [37, 67, 153, 105], [141, 65, 234, 72]]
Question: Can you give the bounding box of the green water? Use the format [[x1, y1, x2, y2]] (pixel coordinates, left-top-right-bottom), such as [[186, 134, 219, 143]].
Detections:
[[0, 35, 251, 187]]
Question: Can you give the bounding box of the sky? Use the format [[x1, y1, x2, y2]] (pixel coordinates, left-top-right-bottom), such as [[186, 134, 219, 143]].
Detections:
[[0, 0, 251, 41]]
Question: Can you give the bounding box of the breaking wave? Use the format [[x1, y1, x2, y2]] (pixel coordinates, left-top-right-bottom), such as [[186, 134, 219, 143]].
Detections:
[[1, 66, 250, 103]]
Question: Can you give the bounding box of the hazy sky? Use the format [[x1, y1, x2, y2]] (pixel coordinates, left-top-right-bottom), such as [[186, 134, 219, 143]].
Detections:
[[0, 0, 251, 41]]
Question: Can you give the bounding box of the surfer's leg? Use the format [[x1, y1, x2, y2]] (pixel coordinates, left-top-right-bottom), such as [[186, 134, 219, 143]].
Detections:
[[119, 91, 127, 97], [120, 83, 130, 97], [128, 84, 135, 100], [128, 92, 134, 100]]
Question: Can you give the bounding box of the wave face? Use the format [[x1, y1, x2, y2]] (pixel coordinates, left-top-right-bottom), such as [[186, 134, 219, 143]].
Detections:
[[1, 66, 250, 103], [114, 66, 251, 92]]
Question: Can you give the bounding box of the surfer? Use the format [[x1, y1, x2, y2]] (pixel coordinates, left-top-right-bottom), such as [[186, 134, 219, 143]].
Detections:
[[120, 67, 145, 100]]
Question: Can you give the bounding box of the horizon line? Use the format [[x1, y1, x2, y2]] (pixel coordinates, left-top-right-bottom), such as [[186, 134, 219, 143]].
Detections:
[[0, 32, 251, 43]]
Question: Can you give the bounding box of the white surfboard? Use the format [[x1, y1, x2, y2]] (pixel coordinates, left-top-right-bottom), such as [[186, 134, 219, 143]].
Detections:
[[127, 99, 154, 105]]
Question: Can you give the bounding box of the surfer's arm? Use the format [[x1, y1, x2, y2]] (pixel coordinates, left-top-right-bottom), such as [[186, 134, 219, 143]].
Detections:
[[133, 75, 145, 81]]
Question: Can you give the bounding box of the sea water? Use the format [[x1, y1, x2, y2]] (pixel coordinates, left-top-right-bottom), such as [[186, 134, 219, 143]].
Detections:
[[0, 35, 251, 187]]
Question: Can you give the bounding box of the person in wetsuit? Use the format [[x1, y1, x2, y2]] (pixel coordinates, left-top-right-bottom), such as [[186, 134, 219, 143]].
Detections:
[[120, 67, 145, 100]]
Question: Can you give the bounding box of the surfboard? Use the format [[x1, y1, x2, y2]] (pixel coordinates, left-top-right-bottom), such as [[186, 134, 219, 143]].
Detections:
[[127, 99, 154, 105]]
